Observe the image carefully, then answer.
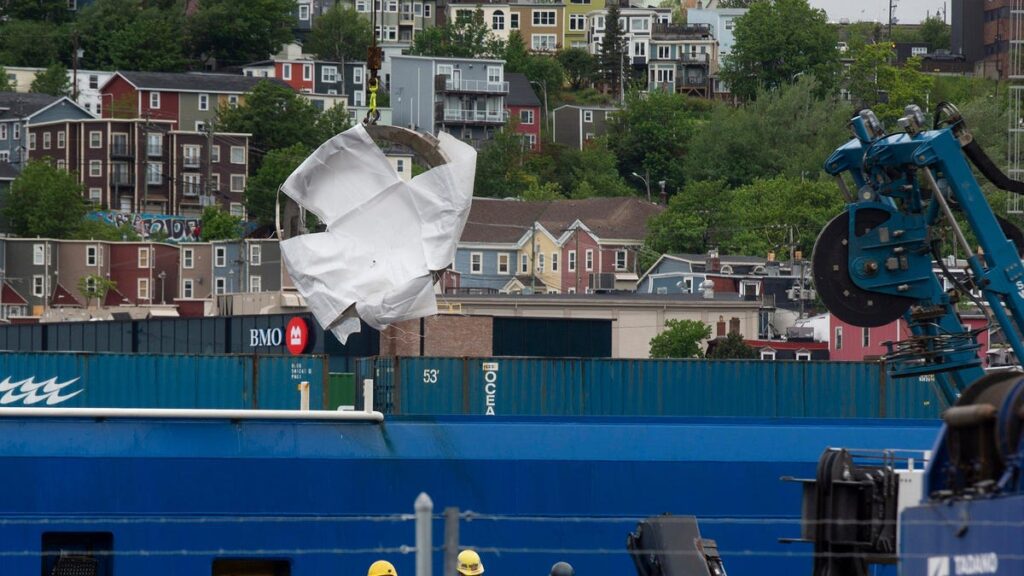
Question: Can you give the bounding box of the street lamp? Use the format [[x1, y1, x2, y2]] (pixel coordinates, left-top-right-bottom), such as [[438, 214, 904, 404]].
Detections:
[[658, 180, 666, 204], [157, 270, 166, 304], [631, 171, 651, 202]]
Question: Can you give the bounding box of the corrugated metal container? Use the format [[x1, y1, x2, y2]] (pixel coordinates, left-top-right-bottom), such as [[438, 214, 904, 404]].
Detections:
[[327, 373, 356, 409], [364, 356, 944, 418], [0, 352, 328, 409], [492, 317, 613, 357]]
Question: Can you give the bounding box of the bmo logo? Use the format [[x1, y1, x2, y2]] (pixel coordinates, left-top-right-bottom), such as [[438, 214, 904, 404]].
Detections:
[[248, 317, 310, 355]]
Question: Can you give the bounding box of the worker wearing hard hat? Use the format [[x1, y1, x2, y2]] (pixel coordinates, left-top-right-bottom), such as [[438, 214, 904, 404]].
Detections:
[[550, 561, 575, 576], [368, 560, 397, 576], [456, 549, 484, 575]]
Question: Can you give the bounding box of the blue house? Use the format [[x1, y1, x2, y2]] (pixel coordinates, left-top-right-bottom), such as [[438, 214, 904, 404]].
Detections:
[[0, 93, 92, 173], [210, 241, 246, 295]]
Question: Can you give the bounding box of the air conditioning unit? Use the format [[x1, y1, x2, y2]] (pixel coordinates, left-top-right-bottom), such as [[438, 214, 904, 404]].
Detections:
[[301, 88, 313, 93], [589, 273, 616, 292]]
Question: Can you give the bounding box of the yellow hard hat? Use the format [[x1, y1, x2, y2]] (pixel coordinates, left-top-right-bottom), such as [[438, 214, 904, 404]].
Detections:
[[368, 560, 397, 576], [457, 549, 484, 575]]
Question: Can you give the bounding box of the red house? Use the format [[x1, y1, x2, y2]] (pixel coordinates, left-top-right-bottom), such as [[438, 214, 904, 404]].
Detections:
[[107, 242, 180, 305], [505, 73, 542, 152]]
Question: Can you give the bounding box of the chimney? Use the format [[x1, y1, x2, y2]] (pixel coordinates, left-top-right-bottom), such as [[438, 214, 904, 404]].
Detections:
[[707, 249, 720, 273], [767, 251, 775, 262], [729, 317, 741, 335], [794, 250, 803, 261], [717, 315, 726, 337]]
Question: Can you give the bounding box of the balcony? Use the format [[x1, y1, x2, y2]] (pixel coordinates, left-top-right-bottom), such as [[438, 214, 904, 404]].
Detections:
[[183, 155, 202, 169], [441, 77, 509, 94], [111, 174, 134, 188], [680, 53, 710, 64], [442, 109, 509, 124], [680, 75, 707, 87], [400, 10, 415, 22], [110, 144, 133, 158], [652, 22, 712, 40]]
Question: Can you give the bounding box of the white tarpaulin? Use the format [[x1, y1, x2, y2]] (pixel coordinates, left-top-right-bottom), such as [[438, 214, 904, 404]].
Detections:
[[279, 125, 475, 343]]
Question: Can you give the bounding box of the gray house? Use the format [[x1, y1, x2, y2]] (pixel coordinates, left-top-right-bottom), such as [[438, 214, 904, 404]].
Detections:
[[0, 92, 92, 172], [552, 105, 619, 150], [210, 239, 283, 294], [0, 238, 61, 315], [391, 55, 508, 148]]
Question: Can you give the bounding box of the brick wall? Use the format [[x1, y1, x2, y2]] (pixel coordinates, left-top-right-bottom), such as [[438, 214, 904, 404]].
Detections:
[[378, 315, 494, 356]]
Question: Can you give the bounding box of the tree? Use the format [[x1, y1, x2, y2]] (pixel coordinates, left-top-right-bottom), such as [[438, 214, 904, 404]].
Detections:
[[503, 31, 530, 73], [2, 0, 74, 22], [245, 144, 310, 226], [106, 7, 188, 71], [188, 0, 296, 68], [30, 63, 71, 96], [719, 0, 840, 100], [75, 0, 145, 70], [409, 11, 504, 59], [473, 125, 533, 198], [77, 274, 117, 308], [920, 16, 951, 51], [558, 48, 596, 90], [525, 53, 565, 95], [216, 80, 321, 169], [312, 102, 354, 144], [306, 4, 373, 63], [0, 66, 12, 92], [568, 139, 632, 198], [706, 332, 758, 359], [641, 179, 732, 270], [718, 0, 760, 7], [71, 219, 141, 241], [599, 2, 626, 97], [0, 19, 66, 67], [200, 206, 243, 241], [5, 160, 88, 238], [649, 319, 711, 358], [846, 43, 934, 124]]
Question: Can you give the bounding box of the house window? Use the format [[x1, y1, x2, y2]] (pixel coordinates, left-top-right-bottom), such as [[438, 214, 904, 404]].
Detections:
[[537, 253, 545, 272], [760, 350, 776, 360], [0, 151, 7, 162], [424, 3, 430, 17], [89, 188, 102, 203], [299, 4, 310, 19], [146, 162, 163, 185], [32, 275, 44, 297], [520, 253, 528, 273], [510, 12, 518, 28], [214, 246, 226, 267], [12, 123, 19, 140], [182, 278, 194, 298], [498, 253, 510, 274], [228, 95, 239, 108], [796, 351, 812, 361], [493, 10, 505, 29], [834, 326, 843, 350], [567, 287, 576, 294], [615, 250, 627, 270], [147, 133, 162, 156], [138, 247, 150, 268], [633, 41, 646, 57], [183, 173, 201, 196], [283, 64, 292, 80], [138, 278, 150, 300], [229, 203, 244, 218], [630, 17, 649, 31], [87, 130, 101, 149], [215, 277, 226, 294], [230, 146, 245, 164], [470, 252, 483, 274], [183, 248, 194, 269], [42, 132, 51, 150], [249, 244, 262, 266], [862, 327, 870, 348], [655, 68, 675, 83], [551, 252, 559, 272], [487, 66, 501, 84], [28, 133, 36, 150], [520, 109, 534, 125], [356, 0, 367, 11], [33, 244, 44, 265], [583, 110, 593, 123], [86, 245, 98, 267], [322, 66, 338, 83], [531, 34, 557, 51], [89, 160, 102, 177], [532, 10, 555, 25], [657, 45, 671, 59], [231, 174, 245, 192], [183, 145, 201, 167], [57, 131, 65, 149], [353, 67, 364, 85], [88, 74, 98, 89], [569, 14, 586, 30], [585, 249, 593, 271], [211, 145, 221, 163], [387, 0, 397, 11], [303, 64, 313, 81], [211, 173, 221, 192], [724, 18, 735, 30], [56, 159, 66, 170], [199, 93, 209, 111], [568, 250, 576, 271], [250, 275, 262, 292], [0, 124, 6, 140], [150, 92, 161, 109], [195, 121, 206, 132], [396, 159, 405, 173], [526, 134, 537, 149]]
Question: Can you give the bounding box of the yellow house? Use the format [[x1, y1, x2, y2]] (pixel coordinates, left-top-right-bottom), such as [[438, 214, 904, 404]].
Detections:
[[503, 223, 563, 293], [3, 66, 43, 93]]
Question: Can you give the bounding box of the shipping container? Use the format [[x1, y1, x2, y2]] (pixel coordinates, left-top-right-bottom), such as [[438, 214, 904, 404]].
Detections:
[[356, 356, 945, 419], [0, 352, 328, 409]]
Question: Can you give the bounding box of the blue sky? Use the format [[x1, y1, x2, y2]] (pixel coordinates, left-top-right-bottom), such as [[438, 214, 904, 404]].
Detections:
[[808, 0, 949, 24]]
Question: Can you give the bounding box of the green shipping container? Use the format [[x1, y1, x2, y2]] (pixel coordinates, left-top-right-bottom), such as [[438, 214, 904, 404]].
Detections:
[[327, 373, 356, 410]]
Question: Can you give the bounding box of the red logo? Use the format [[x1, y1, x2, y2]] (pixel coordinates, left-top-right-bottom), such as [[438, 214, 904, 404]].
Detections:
[[285, 317, 309, 355]]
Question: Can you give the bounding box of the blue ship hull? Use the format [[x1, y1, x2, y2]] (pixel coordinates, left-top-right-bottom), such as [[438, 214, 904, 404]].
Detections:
[[0, 415, 940, 576]]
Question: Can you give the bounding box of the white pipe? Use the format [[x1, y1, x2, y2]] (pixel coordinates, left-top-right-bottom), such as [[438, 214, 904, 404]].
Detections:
[[298, 380, 310, 411], [415, 492, 434, 576], [0, 407, 384, 422], [363, 378, 374, 413]]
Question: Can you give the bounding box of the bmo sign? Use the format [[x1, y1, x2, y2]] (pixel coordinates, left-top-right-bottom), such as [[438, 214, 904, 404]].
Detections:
[[248, 317, 310, 355]]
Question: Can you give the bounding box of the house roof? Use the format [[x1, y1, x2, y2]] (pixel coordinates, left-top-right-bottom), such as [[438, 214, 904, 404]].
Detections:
[[103, 286, 133, 307], [1, 282, 26, 306], [506, 73, 541, 107], [0, 92, 61, 120], [461, 197, 662, 245], [111, 71, 280, 94], [50, 283, 82, 307]]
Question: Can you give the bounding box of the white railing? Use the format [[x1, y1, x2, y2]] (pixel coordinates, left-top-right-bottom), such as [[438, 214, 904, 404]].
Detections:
[[443, 109, 509, 123], [444, 79, 509, 93]]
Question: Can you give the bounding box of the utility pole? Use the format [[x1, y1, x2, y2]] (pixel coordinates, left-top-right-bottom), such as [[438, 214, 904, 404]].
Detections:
[[72, 31, 80, 102], [888, 0, 897, 38], [205, 121, 214, 211], [142, 111, 150, 215]]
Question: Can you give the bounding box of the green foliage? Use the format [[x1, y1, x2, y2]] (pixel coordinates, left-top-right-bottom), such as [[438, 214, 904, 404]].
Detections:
[[200, 206, 243, 241], [77, 274, 117, 308], [558, 48, 595, 90], [188, 0, 296, 67], [0, 66, 11, 92], [313, 103, 355, 143], [0, 19, 66, 67], [246, 144, 310, 226], [846, 44, 934, 123], [607, 89, 713, 194], [409, 10, 504, 59], [522, 180, 563, 201], [649, 319, 711, 358], [720, 0, 839, 100], [920, 16, 951, 51], [6, 160, 88, 238], [842, 21, 883, 51], [71, 219, 141, 241], [642, 179, 731, 270], [76, 0, 147, 70], [707, 332, 758, 359], [30, 63, 71, 96], [216, 80, 321, 168], [3, 0, 75, 21], [473, 125, 535, 198], [684, 78, 852, 187], [306, 4, 373, 63], [106, 7, 188, 71], [568, 139, 632, 198], [599, 2, 626, 97], [503, 31, 530, 72], [524, 56, 564, 96]]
